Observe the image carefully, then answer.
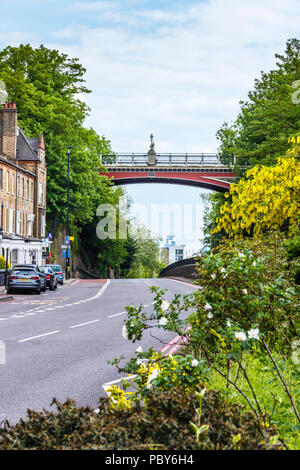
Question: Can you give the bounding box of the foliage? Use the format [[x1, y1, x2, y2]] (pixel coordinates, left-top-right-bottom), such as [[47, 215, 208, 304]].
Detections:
[[0, 44, 116, 226], [214, 154, 300, 239], [0, 387, 280, 450], [116, 231, 299, 446], [207, 351, 300, 449], [0, 44, 131, 273], [216, 38, 300, 167], [201, 192, 227, 250], [0, 257, 10, 269]]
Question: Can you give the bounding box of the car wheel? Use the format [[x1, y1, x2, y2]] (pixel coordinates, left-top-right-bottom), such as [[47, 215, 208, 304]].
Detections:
[[42, 284, 47, 292], [7, 288, 12, 294], [36, 288, 41, 295], [50, 284, 54, 291]]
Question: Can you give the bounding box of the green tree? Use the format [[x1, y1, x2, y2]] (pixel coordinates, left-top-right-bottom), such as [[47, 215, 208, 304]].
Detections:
[[0, 44, 114, 227], [0, 44, 127, 273], [217, 38, 300, 168]]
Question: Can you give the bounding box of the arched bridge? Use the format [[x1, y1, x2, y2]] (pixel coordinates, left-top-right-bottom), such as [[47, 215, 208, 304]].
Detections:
[[99, 153, 250, 192], [99, 135, 249, 192]]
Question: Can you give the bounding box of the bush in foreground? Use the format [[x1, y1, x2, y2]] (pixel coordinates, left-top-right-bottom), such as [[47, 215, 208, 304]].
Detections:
[[0, 387, 280, 450]]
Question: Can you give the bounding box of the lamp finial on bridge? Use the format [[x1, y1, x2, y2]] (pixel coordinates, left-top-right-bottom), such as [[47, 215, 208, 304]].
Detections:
[[147, 133, 157, 165]]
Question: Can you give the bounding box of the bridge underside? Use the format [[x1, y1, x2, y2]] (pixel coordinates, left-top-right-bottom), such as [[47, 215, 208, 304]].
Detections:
[[101, 171, 235, 192]]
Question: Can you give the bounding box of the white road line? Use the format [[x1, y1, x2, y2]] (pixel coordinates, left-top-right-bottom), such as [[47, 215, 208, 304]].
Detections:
[[3, 282, 111, 323], [70, 319, 100, 329], [107, 311, 127, 318], [18, 330, 60, 343], [107, 301, 153, 319]]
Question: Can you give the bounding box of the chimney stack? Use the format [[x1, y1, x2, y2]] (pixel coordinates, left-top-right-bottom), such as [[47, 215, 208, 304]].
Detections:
[[0, 102, 18, 160]]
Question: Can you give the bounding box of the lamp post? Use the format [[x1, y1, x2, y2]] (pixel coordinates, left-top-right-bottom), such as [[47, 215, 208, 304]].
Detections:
[[0, 229, 3, 258], [66, 146, 77, 280]]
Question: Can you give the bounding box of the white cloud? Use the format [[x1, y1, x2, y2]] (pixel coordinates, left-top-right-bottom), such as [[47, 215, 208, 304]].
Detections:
[[0, 31, 39, 46], [47, 0, 299, 153]]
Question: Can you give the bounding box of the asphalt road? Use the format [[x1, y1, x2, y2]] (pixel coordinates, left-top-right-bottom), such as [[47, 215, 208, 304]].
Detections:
[[0, 278, 197, 424]]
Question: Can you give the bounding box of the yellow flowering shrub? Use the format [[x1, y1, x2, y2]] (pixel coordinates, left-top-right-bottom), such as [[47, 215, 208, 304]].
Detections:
[[106, 385, 132, 410], [214, 143, 300, 238]]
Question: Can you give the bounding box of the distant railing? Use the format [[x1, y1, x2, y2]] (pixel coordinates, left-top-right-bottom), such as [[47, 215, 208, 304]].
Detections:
[[100, 153, 250, 168]]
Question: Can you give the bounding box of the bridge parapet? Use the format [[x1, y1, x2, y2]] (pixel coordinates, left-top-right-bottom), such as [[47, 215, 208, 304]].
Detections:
[[101, 153, 250, 169]]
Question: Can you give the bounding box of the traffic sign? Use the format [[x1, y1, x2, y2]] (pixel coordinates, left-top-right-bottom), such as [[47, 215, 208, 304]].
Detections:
[[62, 249, 71, 258]]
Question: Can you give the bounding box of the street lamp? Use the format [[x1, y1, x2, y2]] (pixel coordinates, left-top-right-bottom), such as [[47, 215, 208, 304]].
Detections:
[[66, 146, 77, 280]]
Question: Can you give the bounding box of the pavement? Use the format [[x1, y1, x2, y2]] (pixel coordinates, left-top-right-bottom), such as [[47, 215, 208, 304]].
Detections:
[[0, 277, 196, 424]]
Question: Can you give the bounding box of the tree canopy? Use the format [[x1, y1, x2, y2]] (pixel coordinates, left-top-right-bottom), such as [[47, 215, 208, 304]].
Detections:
[[216, 38, 300, 168], [0, 44, 114, 227]]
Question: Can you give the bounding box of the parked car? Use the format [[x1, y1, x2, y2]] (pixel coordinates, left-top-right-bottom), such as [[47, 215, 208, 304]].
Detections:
[[47, 264, 64, 285], [7, 267, 44, 294], [39, 266, 58, 291], [13, 264, 46, 292]]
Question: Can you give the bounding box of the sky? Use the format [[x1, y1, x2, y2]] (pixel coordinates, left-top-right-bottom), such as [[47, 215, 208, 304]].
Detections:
[[0, 0, 299, 251]]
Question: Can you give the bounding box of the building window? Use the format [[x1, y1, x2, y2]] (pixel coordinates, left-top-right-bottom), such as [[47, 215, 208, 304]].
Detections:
[[11, 249, 18, 267], [6, 172, 9, 193], [39, 183, 43, 205], [41, 213, 46, 237], [0, 169, 3, 190], [9, 207, 13, 233], [16, 210, 21, 234]]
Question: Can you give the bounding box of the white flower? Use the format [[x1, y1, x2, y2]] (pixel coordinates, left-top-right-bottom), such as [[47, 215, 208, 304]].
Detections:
[[159, 317, 168, 326], [238, 252, 245, 258], [161, 299, 170, 312], [191, 359, 199, 367], [235, 331, 247, 342], [122, 324, 129, 340], [136, 346, 143, 353], [243, 289, 248, 295], [146, 368, 160, 388], [207, 313, 214, 319], [253, 261, 257, 267], [211, 273, 216, 280], [204, 303, 212, 311], [136, 359, 144, 365], [226, 320, 231, 328], [248, 328, 260, 340]]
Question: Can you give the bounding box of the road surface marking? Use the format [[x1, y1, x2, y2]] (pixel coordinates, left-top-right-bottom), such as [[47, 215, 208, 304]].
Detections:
[[2, 282, 110, 322], [70, 319, 100, 329], [18, 330, 60, 343], [107, 311, 127, 318], [107, 302, 153, 319]]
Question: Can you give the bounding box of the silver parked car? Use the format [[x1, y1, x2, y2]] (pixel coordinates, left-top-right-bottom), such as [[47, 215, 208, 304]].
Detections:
[[7, 267, 44, 295]]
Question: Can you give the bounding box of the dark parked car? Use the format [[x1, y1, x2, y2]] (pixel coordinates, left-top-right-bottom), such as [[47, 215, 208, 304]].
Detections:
[[7, 267, 44, 294], [47, 264, 64, 285], [39, 266, 58, 291], [13, 264, 46, 292]]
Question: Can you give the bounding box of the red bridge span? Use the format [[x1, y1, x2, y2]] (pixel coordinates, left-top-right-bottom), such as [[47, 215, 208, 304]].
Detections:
[[99, 153, 244, 192]]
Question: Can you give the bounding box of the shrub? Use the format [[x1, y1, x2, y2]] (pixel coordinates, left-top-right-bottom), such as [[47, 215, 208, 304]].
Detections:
[[0, 388, 281, 450], [0, 256, 10, 270]]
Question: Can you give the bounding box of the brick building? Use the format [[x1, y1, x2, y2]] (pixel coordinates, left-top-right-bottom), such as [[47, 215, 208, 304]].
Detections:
[[0, 102, 47, 266]]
